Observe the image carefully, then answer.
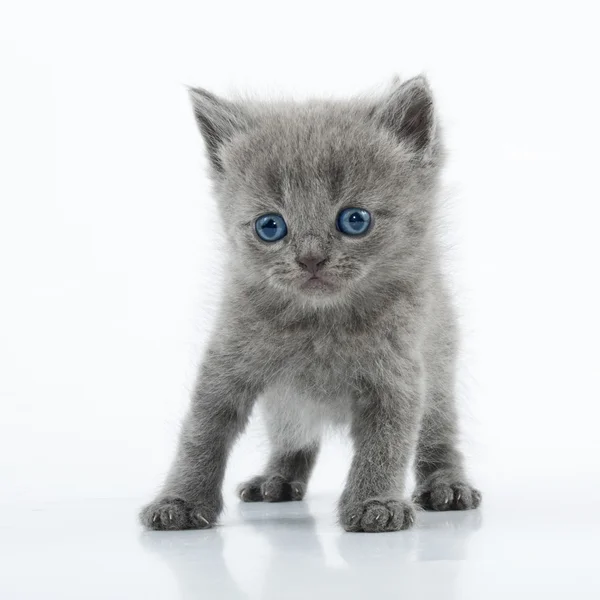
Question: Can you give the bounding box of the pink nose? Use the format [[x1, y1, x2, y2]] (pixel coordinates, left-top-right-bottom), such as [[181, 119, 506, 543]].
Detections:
[[297, 255, 327, 275]]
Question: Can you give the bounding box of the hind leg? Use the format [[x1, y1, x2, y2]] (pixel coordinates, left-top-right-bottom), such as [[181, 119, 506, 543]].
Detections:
[[238, 389, 321, 502], [413, 386, 481, 511]]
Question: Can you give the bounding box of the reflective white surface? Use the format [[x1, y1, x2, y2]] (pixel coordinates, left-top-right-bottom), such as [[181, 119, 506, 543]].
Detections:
[[2, 477, 599, 600]]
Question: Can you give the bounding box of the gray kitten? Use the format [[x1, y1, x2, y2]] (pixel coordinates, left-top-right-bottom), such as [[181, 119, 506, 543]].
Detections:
[[140, 76, 481, 533]]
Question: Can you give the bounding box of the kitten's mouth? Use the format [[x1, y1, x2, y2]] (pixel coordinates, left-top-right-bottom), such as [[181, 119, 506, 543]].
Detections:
[[300, 275, 332, 292]]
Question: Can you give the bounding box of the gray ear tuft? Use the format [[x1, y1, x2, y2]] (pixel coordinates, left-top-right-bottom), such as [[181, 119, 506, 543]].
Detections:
[[376, 75, 436, 153], [188, 87, 249, 173]]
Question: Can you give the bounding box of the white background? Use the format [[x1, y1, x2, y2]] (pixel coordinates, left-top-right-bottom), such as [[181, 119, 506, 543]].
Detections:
[[1, 1, 600, 599]]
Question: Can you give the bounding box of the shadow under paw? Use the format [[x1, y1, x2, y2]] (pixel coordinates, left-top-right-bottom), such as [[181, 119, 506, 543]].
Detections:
[[238, 475, 305, 502], [414, 482, 482, 511], [139, 497, 216, 531], [339, 498, 416, 533]]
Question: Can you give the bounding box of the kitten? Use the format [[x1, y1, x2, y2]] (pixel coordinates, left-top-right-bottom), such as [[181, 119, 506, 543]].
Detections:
[[140, 76, 481, 533]]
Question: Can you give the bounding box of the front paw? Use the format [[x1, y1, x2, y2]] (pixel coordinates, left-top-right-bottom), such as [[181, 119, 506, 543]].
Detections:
[[413, 481, 482, 511], [139, 496, 219, 531], [338, 498, 416, 533]]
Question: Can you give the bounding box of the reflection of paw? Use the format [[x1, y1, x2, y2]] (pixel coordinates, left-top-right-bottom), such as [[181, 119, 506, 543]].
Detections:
[[139, 496, 217, 530], [339, 498, 416, 533], [414, 482, 482, 511], [238, 475, 305, 502]]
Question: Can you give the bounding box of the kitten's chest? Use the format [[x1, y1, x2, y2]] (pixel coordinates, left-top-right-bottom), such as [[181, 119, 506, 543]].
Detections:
[[273, 327, 376, 397]]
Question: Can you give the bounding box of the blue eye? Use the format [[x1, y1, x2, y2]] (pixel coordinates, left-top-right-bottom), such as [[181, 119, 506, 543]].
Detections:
[[255, 213, 287, 242], [337, 208, 372, 236]]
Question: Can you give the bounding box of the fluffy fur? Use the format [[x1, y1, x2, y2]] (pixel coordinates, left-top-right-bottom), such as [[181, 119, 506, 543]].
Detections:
[[140, 76, 481, 533]]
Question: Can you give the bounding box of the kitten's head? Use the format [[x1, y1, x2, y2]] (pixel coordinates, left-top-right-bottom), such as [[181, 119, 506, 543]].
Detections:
[[189, 77, 443, 306]]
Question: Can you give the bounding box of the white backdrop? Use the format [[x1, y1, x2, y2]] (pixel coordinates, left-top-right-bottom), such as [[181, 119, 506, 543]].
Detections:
[[1, 0, 599, 508]]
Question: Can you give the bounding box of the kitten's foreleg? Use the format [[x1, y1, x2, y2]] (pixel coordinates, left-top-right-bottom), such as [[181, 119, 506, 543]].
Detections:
[[338, 357, 424, 532], [140, 349, 260, 530]]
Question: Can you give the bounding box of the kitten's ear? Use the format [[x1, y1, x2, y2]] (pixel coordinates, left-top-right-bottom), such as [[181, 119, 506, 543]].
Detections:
[[375, 75, 437, 154], [188, 87, 250, 173]]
